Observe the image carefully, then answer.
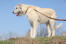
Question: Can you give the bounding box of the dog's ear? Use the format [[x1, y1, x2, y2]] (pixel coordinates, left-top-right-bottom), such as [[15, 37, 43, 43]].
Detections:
[[18, 3, 22, 6]]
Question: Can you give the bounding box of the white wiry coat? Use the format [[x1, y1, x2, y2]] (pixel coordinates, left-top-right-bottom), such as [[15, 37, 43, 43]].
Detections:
[[13, 4, 62, 38]]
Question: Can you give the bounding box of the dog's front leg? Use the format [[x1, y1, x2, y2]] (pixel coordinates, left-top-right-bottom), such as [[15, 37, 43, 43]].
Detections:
[[30, 21, 39, 38]]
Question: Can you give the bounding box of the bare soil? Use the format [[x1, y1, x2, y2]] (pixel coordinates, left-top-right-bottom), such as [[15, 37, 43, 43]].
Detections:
[[49, 37, 66, 44], [14, 38, 41, 44], [14, 37, 66, 44]]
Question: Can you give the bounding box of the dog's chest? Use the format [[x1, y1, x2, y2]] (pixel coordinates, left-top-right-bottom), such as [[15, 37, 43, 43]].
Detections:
[[26, 13, 38, 21], [26, 9, 39, 22]]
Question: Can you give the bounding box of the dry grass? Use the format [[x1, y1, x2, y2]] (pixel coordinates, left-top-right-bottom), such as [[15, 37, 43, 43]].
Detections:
[[0, 36, 66, 44]]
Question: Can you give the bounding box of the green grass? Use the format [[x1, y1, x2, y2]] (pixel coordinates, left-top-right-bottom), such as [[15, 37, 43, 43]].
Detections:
[[0, 40, 15, 44], [0, 38, 18, 44], [0, 36, 66, 44], [37, 37, 52, 44], [38, 36, 66, 44]]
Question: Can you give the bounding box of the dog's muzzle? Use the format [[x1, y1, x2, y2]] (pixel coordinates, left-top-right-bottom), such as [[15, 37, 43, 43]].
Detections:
[[12, 11, 23, 16], [12, 11, 18, 16]]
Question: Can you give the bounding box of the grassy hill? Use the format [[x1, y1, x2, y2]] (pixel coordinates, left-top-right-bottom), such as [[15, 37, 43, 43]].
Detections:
[[0, 36, 66, 44]]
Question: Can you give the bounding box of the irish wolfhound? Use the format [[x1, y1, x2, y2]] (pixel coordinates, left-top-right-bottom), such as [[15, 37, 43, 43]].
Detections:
[[13, 3, 62, 38]]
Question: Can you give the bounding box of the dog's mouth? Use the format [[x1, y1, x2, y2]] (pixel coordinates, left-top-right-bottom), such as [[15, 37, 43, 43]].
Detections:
[[16, 12, 21, 16]]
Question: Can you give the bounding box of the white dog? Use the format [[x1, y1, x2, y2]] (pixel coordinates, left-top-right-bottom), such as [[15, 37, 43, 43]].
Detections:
[[13, 3, 62, 38]]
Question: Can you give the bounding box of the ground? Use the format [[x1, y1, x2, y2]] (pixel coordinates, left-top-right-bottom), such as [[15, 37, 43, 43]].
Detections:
[[0, 36, 66, 44]]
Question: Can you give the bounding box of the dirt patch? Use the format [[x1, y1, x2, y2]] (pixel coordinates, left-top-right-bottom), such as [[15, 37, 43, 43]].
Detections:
[[14, 37, 66, 44], [14, 38, 41, 44], [49, 37, 66, 44]]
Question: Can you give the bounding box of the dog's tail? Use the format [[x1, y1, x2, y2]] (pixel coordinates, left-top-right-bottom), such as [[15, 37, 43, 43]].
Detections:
[[56, 23, 63, 29]]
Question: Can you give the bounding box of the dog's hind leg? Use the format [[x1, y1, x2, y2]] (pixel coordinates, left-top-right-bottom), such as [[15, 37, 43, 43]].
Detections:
[[46, 23, 52, 37], [49, 19, 56, 37]]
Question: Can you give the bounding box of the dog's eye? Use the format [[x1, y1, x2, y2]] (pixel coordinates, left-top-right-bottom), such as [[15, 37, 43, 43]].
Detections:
[[16, 8, 17, 9]]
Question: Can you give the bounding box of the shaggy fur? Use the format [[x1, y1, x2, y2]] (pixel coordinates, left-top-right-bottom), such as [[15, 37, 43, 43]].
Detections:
[[13, 3, 62, 38]]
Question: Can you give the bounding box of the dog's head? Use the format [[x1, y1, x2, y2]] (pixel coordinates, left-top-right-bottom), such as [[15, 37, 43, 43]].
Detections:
[[13, 3, 24, 16]]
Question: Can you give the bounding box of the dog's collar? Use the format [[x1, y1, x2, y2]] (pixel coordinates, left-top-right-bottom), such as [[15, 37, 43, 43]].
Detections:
[[25, 6, 31, 14]]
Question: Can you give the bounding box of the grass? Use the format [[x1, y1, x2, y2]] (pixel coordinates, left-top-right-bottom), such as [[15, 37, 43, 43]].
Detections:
[[0, 36, 66, 44], [0, 38, 18, 44], [37, 37, 52, 44], [0, 40, 15, 44], [38, 36, 66, 44]]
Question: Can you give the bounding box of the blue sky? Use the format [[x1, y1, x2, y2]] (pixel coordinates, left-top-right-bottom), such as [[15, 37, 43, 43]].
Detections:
[[0, 0, 66, 39]]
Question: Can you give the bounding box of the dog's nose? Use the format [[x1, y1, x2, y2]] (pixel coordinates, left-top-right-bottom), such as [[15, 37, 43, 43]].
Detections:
[[12, 11, 14, 14]]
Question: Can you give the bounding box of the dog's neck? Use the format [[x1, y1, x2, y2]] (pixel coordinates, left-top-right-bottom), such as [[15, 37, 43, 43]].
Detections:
[[22, 4, 37, 14], [25, 6, 32, 14], [22, 4, 40, 15], [21, 4, 31, 14]]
